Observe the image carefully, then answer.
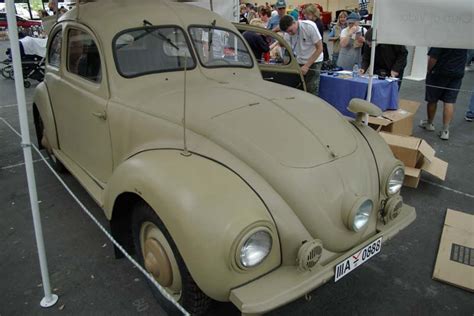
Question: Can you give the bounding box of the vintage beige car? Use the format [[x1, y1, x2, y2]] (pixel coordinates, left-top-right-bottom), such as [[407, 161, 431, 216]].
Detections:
[[33, 1, 416, 315]]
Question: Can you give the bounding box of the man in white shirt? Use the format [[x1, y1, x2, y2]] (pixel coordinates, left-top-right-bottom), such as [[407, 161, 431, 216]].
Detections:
[[280, 15, 324, 96]]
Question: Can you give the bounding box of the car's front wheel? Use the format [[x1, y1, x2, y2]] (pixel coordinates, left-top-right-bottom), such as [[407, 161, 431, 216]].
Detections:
[[131, 202, 211, 316]]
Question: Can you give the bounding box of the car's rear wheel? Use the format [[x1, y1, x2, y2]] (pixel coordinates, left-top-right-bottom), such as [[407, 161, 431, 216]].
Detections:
[[131, 202, 211, 316], [34, 111, 66, 173]]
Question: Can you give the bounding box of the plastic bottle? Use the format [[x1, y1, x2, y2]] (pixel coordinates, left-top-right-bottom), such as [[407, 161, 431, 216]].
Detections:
[[352, 63, 359, 78]]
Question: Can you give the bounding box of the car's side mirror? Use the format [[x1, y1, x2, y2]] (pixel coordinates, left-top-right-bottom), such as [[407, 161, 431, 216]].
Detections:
[[348, 98, 382, 125]]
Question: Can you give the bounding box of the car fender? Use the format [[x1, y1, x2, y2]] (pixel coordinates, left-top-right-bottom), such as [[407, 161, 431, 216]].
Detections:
[[33, 82, 59, 150], [103, 149, 281, 301], [352, 122, 401, 198]]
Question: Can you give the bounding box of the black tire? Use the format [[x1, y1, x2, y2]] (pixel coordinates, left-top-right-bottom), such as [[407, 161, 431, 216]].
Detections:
[[34, 110, 66, 173], [131, 202, 212, 316]]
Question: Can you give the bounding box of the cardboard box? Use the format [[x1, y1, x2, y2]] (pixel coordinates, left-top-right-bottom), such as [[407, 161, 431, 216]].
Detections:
[[379, 132, 448, 188], [433, 209, 474, 292], [369, 99, 421, 136]]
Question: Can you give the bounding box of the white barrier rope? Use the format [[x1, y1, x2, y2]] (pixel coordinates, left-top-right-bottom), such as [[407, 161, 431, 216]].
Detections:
[[0, 117, 190, 316]]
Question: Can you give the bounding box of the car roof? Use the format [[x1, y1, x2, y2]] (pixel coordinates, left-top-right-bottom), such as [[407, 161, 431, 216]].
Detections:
[[58, 0, 236, 41]]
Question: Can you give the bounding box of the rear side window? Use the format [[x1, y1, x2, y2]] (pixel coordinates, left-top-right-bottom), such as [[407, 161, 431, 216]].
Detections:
[[67, 28, 102, 82], [48, 30, 62, 68], [113, 26, 195, 78]]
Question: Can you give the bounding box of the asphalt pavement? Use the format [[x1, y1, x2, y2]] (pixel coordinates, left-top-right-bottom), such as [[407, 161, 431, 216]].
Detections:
[[0, 39, 473, 316]]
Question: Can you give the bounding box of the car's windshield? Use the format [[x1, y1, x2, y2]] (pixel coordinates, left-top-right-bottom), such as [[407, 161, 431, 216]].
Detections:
[[189, 26, 253, 68], [113, 26, 195, 78]]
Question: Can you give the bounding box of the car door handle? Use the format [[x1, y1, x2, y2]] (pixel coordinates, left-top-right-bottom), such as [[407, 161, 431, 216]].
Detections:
[[92, 111, 107, 120]]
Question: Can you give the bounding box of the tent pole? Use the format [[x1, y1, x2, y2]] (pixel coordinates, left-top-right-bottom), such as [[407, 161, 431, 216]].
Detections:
[[5, 0, 59, 308], [209, 0, 213, 11], [365, 0, 377, 124]]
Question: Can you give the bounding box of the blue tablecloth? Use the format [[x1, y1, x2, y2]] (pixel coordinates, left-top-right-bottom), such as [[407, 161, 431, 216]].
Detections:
[[319, 74, 399, 117]]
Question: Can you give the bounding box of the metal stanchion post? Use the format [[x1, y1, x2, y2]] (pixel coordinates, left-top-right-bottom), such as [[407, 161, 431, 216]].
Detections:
[[5, 0, 59, 308]]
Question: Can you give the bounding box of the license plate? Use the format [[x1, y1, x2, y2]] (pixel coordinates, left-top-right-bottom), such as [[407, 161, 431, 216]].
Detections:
[[334, 237, 382, 282]]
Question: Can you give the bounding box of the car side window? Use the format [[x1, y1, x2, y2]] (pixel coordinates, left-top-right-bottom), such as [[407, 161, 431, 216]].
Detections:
[[67, 28, 101, 83], [48, 30, 62, 68]]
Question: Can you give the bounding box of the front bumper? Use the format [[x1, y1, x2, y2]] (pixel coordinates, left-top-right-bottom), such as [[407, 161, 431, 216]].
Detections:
[[230, 203, 416, 314]]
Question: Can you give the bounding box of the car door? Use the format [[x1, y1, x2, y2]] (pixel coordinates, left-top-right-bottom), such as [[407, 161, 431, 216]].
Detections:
[[47, 22, 113, 185], [235, 23, 306, 91]]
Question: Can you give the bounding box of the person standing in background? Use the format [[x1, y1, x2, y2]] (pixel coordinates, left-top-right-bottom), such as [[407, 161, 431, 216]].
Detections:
[[267, 0, 286, 32], [290, 6, 299, 21], [303, 4, 324, 41], [360, 28, 408, 89], [466, 50, 474, 72], [271, 5, 278, 17], [358, 0, 370, 17], [328, 11, 347, 65], [337, 12, 365, 70], [303, 4, 328, 61], [465, 92, 474, 122], [252, 6, 271, 27], [243, 20, 270, 62], [240, 4, 249, 24], [464, 50, 474, 121], [48, 0, 58, 15], [280, 15, 324, 96], [246, 4, 258, 23], [420, 48, 467, 140]]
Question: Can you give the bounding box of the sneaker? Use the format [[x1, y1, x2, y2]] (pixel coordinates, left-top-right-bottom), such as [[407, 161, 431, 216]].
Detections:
[[419, 120, 435, 131], [465, 114, 474, 122], [439, 130, 449, 140]]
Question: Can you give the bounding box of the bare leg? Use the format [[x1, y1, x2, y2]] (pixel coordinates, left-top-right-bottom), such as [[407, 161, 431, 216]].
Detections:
[[427, 102, 437, 123], [443, 102, 454, 127]]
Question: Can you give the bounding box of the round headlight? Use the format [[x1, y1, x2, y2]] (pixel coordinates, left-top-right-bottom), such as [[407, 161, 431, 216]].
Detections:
[[387, 167, 405, 196], [239, 230, 272, 268], [352, 199, 373, 232]]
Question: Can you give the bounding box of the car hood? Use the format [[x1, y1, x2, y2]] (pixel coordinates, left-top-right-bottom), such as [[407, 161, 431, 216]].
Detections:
[[208, 94, 357, 168], [132, 82, 358, 168]]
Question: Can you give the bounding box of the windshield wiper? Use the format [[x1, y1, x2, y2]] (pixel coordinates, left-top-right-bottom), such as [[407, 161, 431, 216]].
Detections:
[[208, 19, 217, 54], [143, 19, 179, 50]]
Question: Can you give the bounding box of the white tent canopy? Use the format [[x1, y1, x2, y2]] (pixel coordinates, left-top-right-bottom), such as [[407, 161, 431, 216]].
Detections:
[[376, 0, 474, 49], [184, 0, 239, 22]]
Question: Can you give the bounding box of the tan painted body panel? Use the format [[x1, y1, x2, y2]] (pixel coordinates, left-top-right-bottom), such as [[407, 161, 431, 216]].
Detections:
[[47, 22, 113, 185], [102, 150, 281, 301], [33, 82, 58, 150], [33, 0, 416, 312]]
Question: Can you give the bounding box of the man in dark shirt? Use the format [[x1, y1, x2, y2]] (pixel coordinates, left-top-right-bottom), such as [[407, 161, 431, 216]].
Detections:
[[360, 28, 408, 89], [419, 47, 467, 140], [242, 27, 270, 62]]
